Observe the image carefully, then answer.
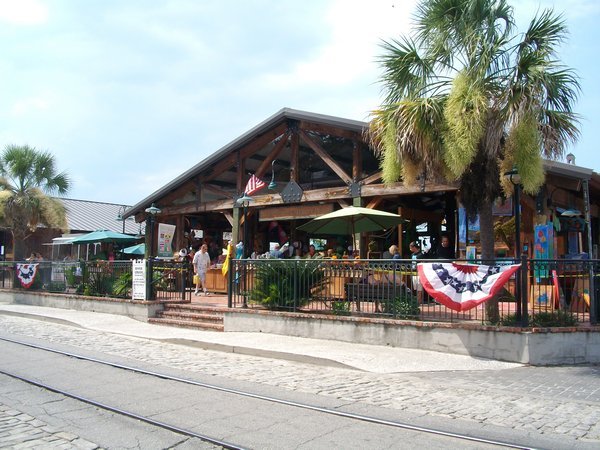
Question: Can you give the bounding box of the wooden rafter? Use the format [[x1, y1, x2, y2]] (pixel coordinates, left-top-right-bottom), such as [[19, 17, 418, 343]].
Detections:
[[199, 153, 237, 183], [238, 122, 288, 162], [365, 197, 383, 209], [255, 131, 290, 179], [159, 181, 458, 216], [203, 183, 232, 199], [299, 129, 352, 184], [290, 130, 299, 182], [299, 120, 364, 141], [362, 171, 382, 185]]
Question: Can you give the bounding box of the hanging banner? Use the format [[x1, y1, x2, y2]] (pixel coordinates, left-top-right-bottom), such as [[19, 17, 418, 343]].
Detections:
[[418, 262, 521, 312], [16, 263, 39, 288], [157, 223, 176, 258]]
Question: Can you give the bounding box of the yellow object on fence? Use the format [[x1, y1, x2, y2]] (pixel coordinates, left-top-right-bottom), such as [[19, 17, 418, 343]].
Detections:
[[222, 242, 234, 277]]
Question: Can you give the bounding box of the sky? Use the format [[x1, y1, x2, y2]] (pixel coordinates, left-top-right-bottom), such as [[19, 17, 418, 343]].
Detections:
[[1, 0, 598, 206]]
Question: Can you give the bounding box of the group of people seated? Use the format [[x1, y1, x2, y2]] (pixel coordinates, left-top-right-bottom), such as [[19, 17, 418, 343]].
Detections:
[[262, 242, 362, 260], [385, 235, 455, 261]]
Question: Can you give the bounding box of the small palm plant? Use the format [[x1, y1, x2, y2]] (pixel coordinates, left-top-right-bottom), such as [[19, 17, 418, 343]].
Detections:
[[250, 260, 325, 310]]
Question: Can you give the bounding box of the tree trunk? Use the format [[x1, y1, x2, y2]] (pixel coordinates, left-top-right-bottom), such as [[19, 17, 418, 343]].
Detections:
[[479, 201, 500, 323], [12, 231, 26, 261]]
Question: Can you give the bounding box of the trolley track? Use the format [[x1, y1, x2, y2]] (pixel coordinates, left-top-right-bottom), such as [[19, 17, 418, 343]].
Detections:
[[0, 335, 535, 449]]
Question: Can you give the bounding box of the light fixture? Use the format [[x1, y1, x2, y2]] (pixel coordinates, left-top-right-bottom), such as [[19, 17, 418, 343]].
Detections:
[[144, 203, 161, 262], [236, 193, 253, 205], [561, 208, 582, 217], [268, 160, 277, 190], [504, 168, 521, 186], [566, 153, 575, 165], [145, 203, 162, 215], [503, 167, 522, 259]]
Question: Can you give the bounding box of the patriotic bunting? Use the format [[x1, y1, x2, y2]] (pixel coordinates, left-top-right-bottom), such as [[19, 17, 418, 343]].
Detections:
[[418, 262, 521, 312], [16, 263, 39, 288]]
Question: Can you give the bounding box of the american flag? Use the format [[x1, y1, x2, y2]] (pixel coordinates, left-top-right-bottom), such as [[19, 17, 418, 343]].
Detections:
[[244, 174, 266, 195]]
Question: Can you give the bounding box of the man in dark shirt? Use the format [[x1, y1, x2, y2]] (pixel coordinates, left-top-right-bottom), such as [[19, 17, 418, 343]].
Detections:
[[437, 235, 455, 260]]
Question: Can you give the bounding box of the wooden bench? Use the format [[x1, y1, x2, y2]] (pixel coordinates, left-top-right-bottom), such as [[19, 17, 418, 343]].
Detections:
[[345, 282, 411, 311]]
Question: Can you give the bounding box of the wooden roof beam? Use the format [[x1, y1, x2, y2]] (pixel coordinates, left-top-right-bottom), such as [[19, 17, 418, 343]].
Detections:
[[299, 129, 353, 185], [255, 131, 290, 179], [160, 181, 458, 215], [298, 120, 364, 141]]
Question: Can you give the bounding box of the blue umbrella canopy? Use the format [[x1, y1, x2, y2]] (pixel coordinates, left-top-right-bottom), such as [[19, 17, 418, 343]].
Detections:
[[122, 243, 145, 255], [69, 230, 140, 245]]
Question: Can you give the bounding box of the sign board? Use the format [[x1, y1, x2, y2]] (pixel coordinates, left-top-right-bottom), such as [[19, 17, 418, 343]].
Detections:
[[157, 223, 176, 258], [132, 259, 147, 300]]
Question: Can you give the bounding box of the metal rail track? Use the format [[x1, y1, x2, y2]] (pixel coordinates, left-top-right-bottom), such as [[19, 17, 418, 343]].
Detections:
[[0, 336, 536, 450]]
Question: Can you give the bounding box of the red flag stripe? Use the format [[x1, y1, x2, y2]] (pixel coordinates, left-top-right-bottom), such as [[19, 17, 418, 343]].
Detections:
[[244, 174, 266, 195]]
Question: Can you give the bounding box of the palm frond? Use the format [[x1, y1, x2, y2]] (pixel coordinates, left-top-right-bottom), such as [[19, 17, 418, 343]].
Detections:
[[443, 71, 488, 178], [378, 37, 436, 102], [505, 113, 545, 194], [520, 9, 567, 58]]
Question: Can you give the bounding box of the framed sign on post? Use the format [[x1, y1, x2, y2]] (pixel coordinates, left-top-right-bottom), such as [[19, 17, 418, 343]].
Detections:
[[132, 259, 147, 300]]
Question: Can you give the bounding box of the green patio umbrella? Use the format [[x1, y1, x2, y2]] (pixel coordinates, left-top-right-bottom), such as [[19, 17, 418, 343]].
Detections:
[[297, 206, 406, 236], [122, 243, 145, 255], [69, 230, 140, 245], [297, 207, 407, 254]]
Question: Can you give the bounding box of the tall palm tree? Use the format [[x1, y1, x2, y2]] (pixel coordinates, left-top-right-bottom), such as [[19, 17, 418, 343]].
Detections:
[[369, 0, 580, 262], [0, 145, 70, 260]]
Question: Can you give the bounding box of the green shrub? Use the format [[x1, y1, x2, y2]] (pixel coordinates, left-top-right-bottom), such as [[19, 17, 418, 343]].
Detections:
[[250, 261, 325, 310], [331, 301, 351, 316], [500, 311, 578, 327], [530, 310, 578, 327], [47, 282, 66, 293], [383, 293, 420, 319], [499, 313, 519, 326]]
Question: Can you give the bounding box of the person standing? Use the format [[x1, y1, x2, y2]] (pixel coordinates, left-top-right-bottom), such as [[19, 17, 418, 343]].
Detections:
[[389, 245, 401, 259], [436, 235, 455, 260], [193, 244, 211, 296], [409, 241, 424, 303]]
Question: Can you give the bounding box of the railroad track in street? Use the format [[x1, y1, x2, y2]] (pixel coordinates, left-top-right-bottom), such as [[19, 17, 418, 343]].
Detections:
[[0, 335, 535, 449]]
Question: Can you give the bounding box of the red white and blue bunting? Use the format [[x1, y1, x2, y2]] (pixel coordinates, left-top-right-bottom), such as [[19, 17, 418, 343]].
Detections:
[[418, 262, 521, 312], [16, 263, 39, 289]]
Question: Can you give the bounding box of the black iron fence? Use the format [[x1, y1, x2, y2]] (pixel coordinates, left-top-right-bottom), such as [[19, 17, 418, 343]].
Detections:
[[1, 259, 192, 302], [1, 257, 597, 326], [228, 258, 598, 326]]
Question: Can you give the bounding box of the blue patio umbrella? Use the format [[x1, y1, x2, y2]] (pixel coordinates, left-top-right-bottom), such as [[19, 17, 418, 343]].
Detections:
[[122, 243, 145, 255], [69, 230, 140, 245]]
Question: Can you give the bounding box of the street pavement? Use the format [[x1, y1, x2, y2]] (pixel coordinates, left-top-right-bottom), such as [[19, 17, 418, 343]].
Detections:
[[0, 303, 599, 448]]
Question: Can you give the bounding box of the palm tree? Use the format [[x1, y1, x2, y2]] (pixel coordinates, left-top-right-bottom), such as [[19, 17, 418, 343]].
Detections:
[[0, 145, 70, 260], [369, 0, 580, 262]]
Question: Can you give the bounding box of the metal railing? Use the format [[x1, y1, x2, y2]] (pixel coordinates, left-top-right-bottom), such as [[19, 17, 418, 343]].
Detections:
[[2, 257, 597, 326], [1, 259, 192, 302], [228, 258, 598, 326]]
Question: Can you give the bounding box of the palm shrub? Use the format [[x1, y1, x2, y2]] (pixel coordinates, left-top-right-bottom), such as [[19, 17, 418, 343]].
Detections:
[[86, 261, 115, 296], [0, 145, 70, 260], [250, 260, 325, 310], [113, 272, 132, 298]]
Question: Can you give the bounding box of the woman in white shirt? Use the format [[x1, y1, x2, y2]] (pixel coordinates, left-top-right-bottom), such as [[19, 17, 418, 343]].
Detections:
[[192, 244, 211, 295]]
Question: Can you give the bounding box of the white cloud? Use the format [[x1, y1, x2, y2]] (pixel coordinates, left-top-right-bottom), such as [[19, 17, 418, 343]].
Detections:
[[260, 0, 417, 89], [0, 0, 48, 25], [11, 96, 50, 116]]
